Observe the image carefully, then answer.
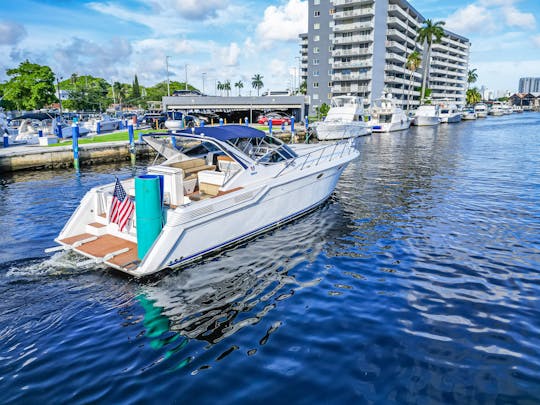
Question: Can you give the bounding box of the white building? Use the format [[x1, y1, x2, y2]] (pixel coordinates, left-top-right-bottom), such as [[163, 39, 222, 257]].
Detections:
[[302, 0, 470, 113]]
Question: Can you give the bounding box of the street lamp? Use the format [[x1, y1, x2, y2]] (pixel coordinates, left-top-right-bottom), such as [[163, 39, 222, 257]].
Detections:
[[185, 64, 189, 91], [202, 72, 206, 94], [165, 56, 171, 96], [56, 75, 63, 115]]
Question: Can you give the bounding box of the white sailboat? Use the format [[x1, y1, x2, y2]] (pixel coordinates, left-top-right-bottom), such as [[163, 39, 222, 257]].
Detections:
[[316, 95, 372, 140], [81, 114, 121, 132], [370, 93, 411, 132], [50, 125, 360, 277]]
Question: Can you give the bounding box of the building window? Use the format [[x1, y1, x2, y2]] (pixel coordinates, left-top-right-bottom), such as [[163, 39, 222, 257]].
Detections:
[[314, 35, 320, 42], [314, 23, 320, 30], [313, 47, 320, 54], [313, 70, 320, 76], [313, 59, 319, 65], [314, 10, 320, 17], [328, 83, 332, 88], [313, 94, 319, 100], [329, 8, 335, 15], [314, 0, 320, 4], [313, 82, 319, 88]]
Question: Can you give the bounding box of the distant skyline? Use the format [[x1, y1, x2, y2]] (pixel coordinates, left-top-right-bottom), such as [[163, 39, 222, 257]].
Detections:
[[0, 0, 538, 93]]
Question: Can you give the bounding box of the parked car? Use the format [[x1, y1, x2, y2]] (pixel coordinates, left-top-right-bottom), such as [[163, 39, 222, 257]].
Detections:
[[257, 112, 291, 125], [139, 113, 167, 128]]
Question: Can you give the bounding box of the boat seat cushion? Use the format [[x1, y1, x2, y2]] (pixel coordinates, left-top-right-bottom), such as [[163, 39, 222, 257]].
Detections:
[[183, 164, 216, 178]]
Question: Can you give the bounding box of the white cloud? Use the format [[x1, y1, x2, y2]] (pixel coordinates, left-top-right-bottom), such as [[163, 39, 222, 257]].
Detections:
[[445, 4, 497, 34], [474, 59, 540, 91], [0, 21, 27, 45], [256, 0, 307, 47], [533, 35, 540, 47], [215, 42, 241, 67], [502, 6, 536, 29]]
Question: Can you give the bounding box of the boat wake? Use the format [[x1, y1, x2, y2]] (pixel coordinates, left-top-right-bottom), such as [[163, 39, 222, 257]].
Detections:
[[4, 251, 106, 279]]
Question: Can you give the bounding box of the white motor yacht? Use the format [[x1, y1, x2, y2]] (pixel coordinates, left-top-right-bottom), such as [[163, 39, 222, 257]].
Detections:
[[437, 100, 462, 123], [489, 102, 504, 116], [316, 95, 372, 140], [49, 125, 360, 277], [474, 103, 488, 118], [82, 114, 121, 132], [370, 93, 410, 132], [412, 104, 440, 126], [461, 108, 477, 120]]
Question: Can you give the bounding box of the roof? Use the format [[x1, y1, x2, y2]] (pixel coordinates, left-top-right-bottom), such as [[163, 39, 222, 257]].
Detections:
[[178, 125, 266, 141], [12, 112, 59, 120]]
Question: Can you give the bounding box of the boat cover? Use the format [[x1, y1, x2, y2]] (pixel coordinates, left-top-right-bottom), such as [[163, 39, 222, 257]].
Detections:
[[178, 125, 265, 141]]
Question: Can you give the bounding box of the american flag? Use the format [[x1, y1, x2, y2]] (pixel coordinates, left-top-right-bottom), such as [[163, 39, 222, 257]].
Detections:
[[109, 178, 134, 232]]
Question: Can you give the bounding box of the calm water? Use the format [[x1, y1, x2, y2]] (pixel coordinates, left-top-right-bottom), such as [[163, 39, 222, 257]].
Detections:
[[1, 113, 540, 403]]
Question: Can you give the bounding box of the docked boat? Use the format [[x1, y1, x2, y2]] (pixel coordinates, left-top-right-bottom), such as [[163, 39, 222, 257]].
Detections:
[[14, 113, 90, 143], [474, 103, 488, 118], [370, 93, 410, 132], [489, 102, 504, 116], [412, 104, 440, 126], [49, 125, 359, 277], [82, 114, 121, 132], [437, 100, 462, 123], [316, 95, 372, 140], [461, 108, 477, 120]]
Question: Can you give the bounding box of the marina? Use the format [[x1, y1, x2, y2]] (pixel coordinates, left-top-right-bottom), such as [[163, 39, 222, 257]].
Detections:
[[1, 112, 539, 402]]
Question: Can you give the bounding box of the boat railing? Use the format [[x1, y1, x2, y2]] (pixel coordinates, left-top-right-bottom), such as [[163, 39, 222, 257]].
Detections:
[[275, 138, 358, 177]]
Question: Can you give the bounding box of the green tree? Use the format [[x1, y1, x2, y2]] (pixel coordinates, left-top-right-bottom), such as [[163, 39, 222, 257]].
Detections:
[[251, 74, 264, 96], [406, 50, 422, 111], [223, 80, 231, 96], [299, 80, 307, 95], [466, 87, 482, 105], [61, 75, 112, 111], [2, 60, 57, 110], [234, 80, 244, 96], [417, 19, 446, 103], [467, 68, 478, 91], [217, 81, 223, 96], [131, 74, 141, 100]]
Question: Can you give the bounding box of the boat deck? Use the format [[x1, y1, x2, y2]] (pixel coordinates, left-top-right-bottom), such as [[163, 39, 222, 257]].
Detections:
[[60, 233, 139, 270]]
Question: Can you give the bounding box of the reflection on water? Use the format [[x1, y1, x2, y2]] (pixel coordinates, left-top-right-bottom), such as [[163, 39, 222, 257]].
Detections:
[[1, 114, 540, 402]]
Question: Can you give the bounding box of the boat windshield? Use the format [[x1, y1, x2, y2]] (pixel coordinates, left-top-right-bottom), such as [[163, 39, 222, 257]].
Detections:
[[227, 135, 298, 164], [331, 97, 358, 108]]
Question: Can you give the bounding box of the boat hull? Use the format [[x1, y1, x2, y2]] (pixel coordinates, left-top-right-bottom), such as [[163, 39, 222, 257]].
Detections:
[[316, 122, 371, 140], [412, 116, 440, 126], [440, 113, 462, 123], [137, 162, 351, 276], [371, 119, 410, 133]]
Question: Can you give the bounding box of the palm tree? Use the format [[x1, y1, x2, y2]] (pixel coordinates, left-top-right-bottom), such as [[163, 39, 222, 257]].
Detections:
[[217, 81, 223, 96], [251, 74, 264, 96], [466, 87, 482, 105], [234, 80, 244, 96], [417, 19, 446, 103], [224, 80, 231, 96], [467, 68, 478, 90], [405, 50, 422, 111]]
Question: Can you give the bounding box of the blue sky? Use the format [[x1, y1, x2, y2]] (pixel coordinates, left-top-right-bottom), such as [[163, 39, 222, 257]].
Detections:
[[0, 0, 539, 94]]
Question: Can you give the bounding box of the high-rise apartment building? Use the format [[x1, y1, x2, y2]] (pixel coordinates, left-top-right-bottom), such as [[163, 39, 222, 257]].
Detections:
[[519, 77, 540, 93], [302, 0, 470, 113]]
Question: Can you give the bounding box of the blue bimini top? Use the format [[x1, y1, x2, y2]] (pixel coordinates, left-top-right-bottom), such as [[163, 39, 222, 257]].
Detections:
[[179, 125, 266, 141]]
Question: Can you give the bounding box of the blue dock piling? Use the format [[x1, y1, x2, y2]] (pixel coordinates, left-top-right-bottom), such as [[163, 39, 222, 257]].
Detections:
[[128, 124, 135, 165], [3, 133, 8, 148], [290, 117, 295, 143], [269, 120, 273, 135], [57, 123, 63, 139], [38, 130, 43, 138], [245, 117, 249, 126], [72, 123, 80, 171], [96, 121, 101, 134], [281, 122, 285, 131], [219, 118, 224, 126], [200, 121, 205, 128]]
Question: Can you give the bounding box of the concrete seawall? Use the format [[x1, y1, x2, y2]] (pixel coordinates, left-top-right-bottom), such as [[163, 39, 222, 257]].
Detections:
[[0, 142, 155, 172]]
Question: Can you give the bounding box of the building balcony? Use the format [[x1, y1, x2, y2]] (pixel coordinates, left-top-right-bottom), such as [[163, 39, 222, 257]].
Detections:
[[331, 84, 370, 93], [385, 64, 422, 78], [385, 40, 407, 52], [333, 35, 373, 45], [332, 47, 373, 56], [387, 4, 421, 27], [333, 7, 374, 19], [386, 29, 417, 47], [334, 60, 372, 69], [333, 21, 373, 33], [386, 16, 420, 33], [333, 0, 374, 6], [332, 72, 372, 81]]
